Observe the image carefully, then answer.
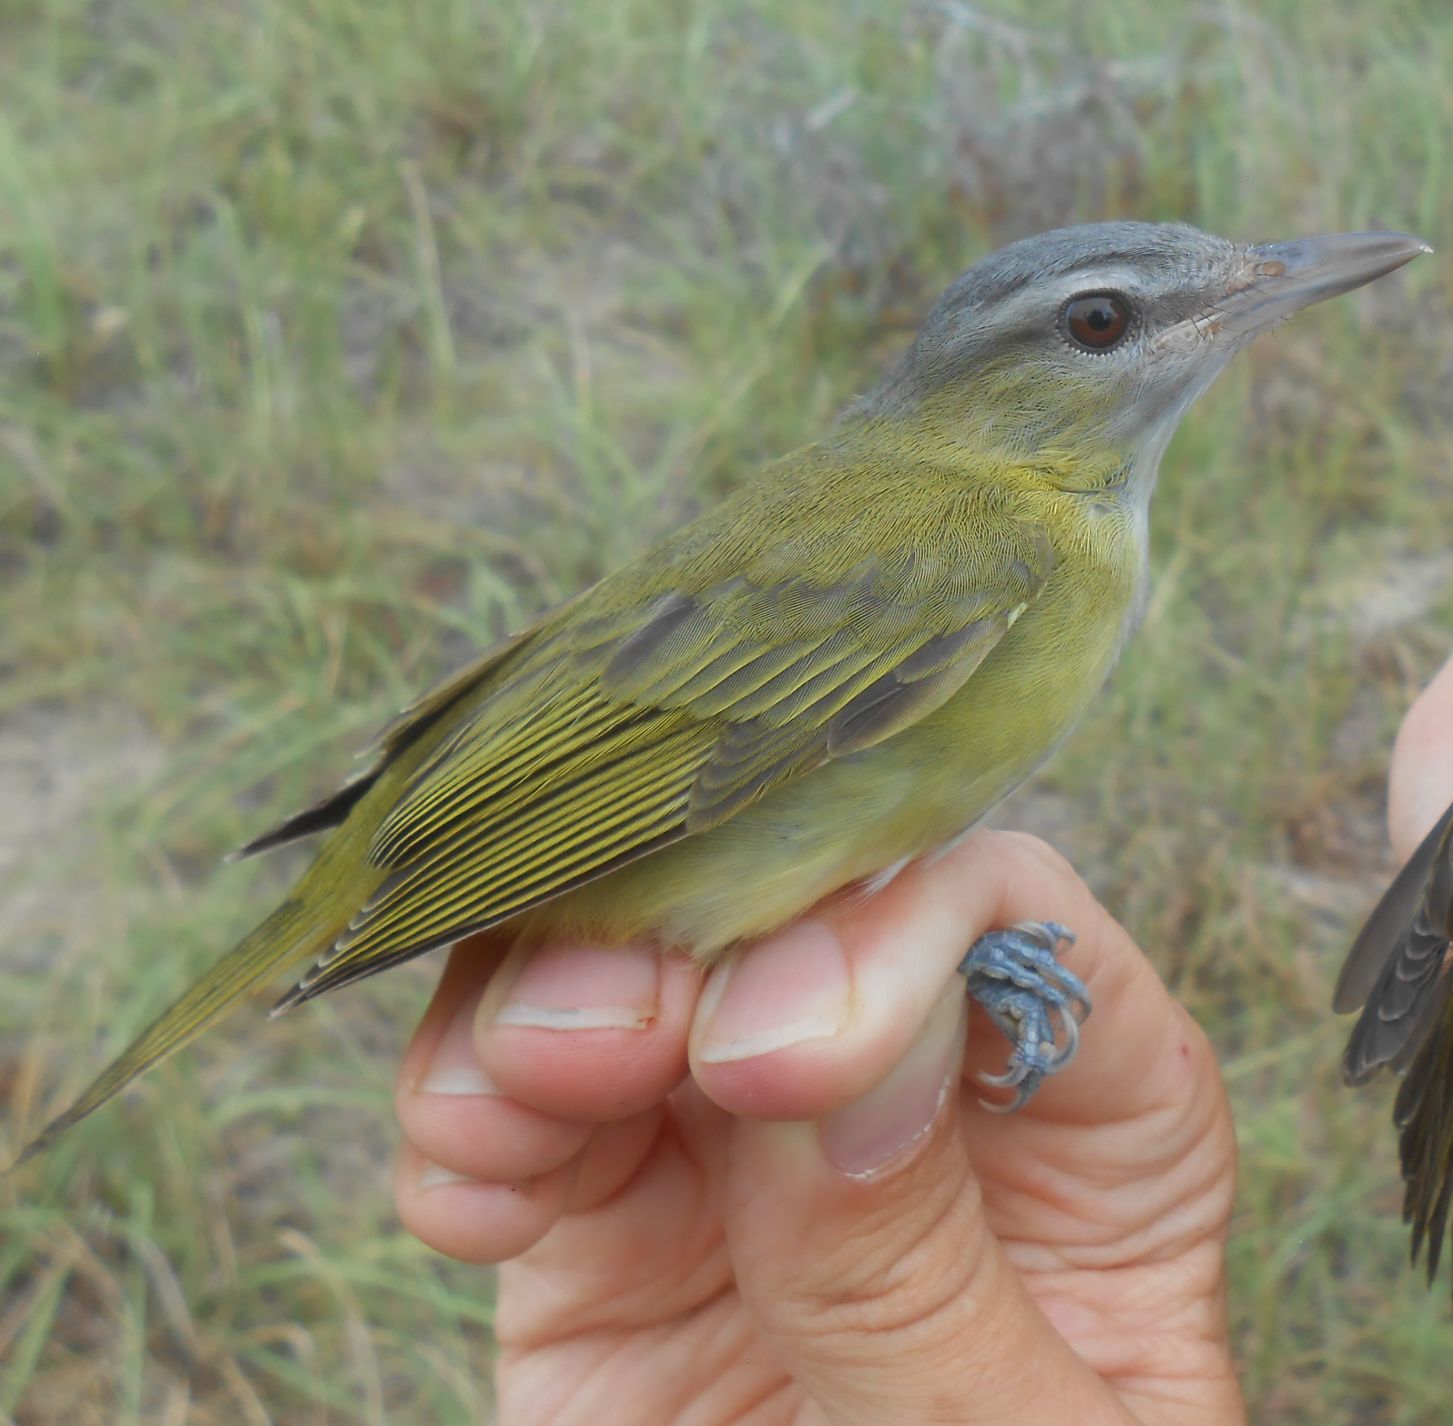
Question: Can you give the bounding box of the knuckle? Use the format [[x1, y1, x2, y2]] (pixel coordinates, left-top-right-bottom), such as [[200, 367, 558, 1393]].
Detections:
[[997, 829, 1078, 883]]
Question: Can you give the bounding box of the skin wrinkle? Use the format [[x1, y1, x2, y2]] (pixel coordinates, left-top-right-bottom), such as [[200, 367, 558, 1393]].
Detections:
[[977, 1048, 1234, 1266], [506, 1287, 795, 1426], [500, 1313, 705, 1425], [746, 1119, 1135, 1424], [987, 1161, 1227, 1274], [782, 1241, 1032, 1421], [709, 1378, 804, 1426], [558, 1109, 671, 1214], [502, 1154, 732, 1346], [1022, 1257, 1236, 1415], [766, 1158, 993, 1351], [1026, 1247, 1229, 1349]]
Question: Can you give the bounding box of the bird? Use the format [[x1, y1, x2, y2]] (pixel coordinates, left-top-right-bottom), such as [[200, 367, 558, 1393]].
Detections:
[[1337, 799, 1453, 1286], [13, 219, 1430, 1168]]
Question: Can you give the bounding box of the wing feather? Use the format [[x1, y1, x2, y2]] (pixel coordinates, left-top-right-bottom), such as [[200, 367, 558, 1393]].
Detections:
[[283, 509, 1054, 1003], [355, 720, 711, 931], [370, 684, 627, 867]]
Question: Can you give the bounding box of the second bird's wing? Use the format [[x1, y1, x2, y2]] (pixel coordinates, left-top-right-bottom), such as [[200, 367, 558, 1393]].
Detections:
[[1336, 800, 1453, 1079], [283, 512, 1054, 1002], [1335, 805, 1453, 1284]]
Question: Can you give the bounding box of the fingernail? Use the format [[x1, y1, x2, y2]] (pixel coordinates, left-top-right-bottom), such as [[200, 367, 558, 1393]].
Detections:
[[496, 943, 659, 1031], [416, 991, 500, 1096], [819, 992, 966, 1179], [418, 1161, 476, 1191], [697, 920, 850, 1064]]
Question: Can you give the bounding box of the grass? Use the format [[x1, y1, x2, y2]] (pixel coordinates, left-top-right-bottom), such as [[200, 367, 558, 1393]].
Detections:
[[1, 0, 1451, 1420]]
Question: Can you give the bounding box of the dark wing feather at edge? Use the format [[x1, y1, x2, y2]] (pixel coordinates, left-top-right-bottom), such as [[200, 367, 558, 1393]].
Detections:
[[1334, 800, 1453, 1014], [228, 607, 569, 860], [1349, 811, 1453, 1288], [1339, 803, 1453, 1080]]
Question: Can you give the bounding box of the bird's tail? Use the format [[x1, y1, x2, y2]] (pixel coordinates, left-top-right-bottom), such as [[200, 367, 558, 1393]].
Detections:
[[11, 897, 339, 1169]]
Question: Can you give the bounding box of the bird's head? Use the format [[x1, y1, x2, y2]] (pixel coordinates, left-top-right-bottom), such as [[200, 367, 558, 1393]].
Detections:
[[856, 220, 1430, 497]]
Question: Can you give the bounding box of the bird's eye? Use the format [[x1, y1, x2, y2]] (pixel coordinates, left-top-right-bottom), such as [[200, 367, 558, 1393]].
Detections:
[[1063, 292, 1132, 352]]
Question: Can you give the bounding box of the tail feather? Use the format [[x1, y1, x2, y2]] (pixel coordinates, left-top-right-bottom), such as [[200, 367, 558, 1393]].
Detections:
[[11, 899, 336, 1169], [1395, 994, 1453, 1288]]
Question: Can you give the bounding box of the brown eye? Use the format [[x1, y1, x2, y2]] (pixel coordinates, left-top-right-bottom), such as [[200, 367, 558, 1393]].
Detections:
[[1064, 292, 1131, 351]]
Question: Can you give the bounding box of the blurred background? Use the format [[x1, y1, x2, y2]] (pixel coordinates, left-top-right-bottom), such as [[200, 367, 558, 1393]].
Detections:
[[2, 0, 1451, 1421]]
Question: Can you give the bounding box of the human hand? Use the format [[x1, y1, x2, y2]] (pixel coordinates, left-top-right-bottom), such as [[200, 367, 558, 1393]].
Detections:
[[1386, 652, 1453, 860], [390, 825, 1243, 1425]]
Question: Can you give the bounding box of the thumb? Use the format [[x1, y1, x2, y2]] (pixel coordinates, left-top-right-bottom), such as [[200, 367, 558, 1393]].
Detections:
[[1388, 653, 1453, 861], [720, 989, 1129, 1426]]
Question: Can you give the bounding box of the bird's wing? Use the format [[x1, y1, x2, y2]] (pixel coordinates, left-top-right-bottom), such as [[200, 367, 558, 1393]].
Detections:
[[1385, 826, 1453, 1285], [1392, 972, 1453, 1288], [284, 517, 1054, 1002], [1338, 802, 1453, 1085], [1334, 800, 1453, 1017], [1337, 801, 1453, 1282]]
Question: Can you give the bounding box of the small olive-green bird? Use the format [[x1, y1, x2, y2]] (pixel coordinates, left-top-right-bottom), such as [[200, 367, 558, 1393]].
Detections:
[[1338, 801, 1453, 1286], [15, 220, 1430, 1166]]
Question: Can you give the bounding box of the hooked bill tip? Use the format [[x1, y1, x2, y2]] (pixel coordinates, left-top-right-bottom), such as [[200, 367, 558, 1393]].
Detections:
[[1228, 229, 1433, 332]]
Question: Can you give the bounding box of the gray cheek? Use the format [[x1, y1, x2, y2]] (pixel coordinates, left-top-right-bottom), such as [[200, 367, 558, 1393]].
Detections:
[[1118, 336, 1237, 440]]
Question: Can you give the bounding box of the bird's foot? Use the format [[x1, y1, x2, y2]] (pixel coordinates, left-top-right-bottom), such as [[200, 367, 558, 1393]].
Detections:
[[957, 921, 1090, 1113]]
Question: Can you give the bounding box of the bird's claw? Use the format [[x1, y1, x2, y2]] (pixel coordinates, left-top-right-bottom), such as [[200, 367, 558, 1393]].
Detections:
[[957, 920, 1089, 1112], [977, 1059, 1032, 1090]]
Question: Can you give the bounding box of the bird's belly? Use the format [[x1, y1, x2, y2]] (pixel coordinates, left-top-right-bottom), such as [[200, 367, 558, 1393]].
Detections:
[[522, 573, 1133, 960]]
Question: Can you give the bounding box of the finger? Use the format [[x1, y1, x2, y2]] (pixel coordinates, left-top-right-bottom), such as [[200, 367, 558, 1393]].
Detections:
[[722, 992, 1139, 1426], [471, 940, 699, 1122], [393, 1140, 581, 1264], [396, 943, 592, 1182], [393, 1103, 672, 1267], [392, 941, 685, 1261], [394, 938, 696, 1262], [1389, 653, 1453, 860], [690, 828, 1200, 1131], [393, 945, 585, 1262], [687, 857, 991, 1121], [496, 1083, 737, 1351]]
